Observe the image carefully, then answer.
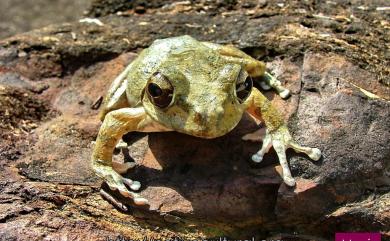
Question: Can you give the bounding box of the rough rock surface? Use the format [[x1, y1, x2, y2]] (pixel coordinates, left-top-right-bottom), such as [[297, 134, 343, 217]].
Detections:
[[0, 0, 389, 240], [0, 0, 91, 39]]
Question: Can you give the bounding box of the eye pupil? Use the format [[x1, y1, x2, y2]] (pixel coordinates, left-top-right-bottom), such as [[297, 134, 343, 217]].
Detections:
[[148, 83, 163, 97], [236, 76, 253, 103]]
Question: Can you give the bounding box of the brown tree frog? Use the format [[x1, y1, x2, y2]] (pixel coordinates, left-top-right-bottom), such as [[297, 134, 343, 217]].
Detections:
[[91, 35, 321, 207]]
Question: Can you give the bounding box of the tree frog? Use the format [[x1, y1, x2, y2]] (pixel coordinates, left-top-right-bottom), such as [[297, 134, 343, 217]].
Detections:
[[92, 35, 321, 207]]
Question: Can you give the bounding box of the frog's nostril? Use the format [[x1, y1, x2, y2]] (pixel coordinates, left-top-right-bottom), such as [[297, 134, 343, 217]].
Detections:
[[194, 112, 204, 124]]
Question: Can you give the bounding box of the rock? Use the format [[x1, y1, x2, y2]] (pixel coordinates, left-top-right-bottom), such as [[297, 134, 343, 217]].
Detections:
[[0, 85, 49, 133], [0, 0, 90, 39], [0, 0, 389, 240], [86, 0, 172, 17], [345, 23, 363, 34]]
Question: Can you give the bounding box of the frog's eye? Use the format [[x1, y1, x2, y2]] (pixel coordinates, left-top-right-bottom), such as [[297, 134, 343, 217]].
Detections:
[[146, 72, 174, 108], [235, 75, 253, 103]]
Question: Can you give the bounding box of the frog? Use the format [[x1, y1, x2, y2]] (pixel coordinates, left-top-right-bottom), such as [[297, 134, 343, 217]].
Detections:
[[91, 35, 321, 208]]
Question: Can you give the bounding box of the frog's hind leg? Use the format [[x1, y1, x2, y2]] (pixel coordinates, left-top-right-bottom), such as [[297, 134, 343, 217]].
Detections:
[[202, 42, 266, 77], [202, 42, 290, 99], [99, 63, 134, 121]]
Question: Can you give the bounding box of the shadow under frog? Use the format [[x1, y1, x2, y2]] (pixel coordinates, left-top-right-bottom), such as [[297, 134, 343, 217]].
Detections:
[[103, 112, 295, 226]]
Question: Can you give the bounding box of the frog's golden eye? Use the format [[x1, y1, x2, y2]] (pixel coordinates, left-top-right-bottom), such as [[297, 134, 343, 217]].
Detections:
[[146, 72, 174, 108], [235, 74, 253, 103]]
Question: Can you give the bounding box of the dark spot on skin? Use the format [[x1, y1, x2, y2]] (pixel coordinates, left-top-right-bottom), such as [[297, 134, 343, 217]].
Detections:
[[194, 112, 203, 124]]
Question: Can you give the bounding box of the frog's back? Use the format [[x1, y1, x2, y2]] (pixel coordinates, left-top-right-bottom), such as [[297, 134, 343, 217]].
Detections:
[[125, 35, 208, 106]]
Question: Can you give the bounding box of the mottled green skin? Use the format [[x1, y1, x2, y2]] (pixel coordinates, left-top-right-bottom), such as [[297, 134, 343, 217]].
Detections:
[[128, 36, 245, 138], [92, 35, 322, 207]]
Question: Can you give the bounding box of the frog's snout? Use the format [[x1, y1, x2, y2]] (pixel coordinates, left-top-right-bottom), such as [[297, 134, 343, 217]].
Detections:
[[192, 105, 224, 126], [192, 110, 214, 126]]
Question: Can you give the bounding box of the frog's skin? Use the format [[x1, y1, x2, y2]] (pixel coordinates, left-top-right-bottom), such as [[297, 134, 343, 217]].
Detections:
[[92, 35, 321, 208]]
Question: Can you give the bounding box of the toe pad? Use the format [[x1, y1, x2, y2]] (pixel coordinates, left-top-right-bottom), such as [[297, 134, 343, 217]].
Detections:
[[283, 176, 296, 186], [279, 89, 291, 99], [134, 197, 149, 205], [309, 148, 322, 161], [130, 181, 141, 191], [252, 153, 263, 163]]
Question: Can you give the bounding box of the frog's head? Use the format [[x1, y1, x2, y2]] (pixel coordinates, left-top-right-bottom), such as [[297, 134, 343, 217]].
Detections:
[[141, 47, 252, 138]]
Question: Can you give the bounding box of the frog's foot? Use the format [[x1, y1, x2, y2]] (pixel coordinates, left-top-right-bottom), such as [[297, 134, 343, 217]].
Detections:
[[242, 127, 266, 142], [94, 163, 148, 206], [251, 126, 321, 186]]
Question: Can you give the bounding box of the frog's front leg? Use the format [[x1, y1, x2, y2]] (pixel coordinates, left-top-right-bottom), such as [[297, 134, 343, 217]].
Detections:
[[92, 107, 151, 206], [244, 88, 321, 186]]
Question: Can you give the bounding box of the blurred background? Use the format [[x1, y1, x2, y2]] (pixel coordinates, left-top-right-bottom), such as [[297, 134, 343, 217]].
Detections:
[[0, 0, 91, 39]]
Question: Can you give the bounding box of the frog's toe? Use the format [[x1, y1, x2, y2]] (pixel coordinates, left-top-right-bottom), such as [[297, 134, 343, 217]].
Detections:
[[100, 189, 128, 212], [126, 180, 141, 191], [117, 186, 149, 206], [308, 148, 322, 161], [96, 166, 147, 206], [259, 81, 272, 90], [102, 183, 146, 210], [252, 153, 264, 163], [115, 139, 128, 149], [120, 177, 142, 191], [242, 132, 260, 142], [272, 138, 296, 187], [251, 132, 272, 163], [242, 128, 266, 142], [279, 89, 291, 99], [134, 197, 149, 205], [288, 142, 322, 161], [283, 175, 296, 187], [118, 187, 135, 198]]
